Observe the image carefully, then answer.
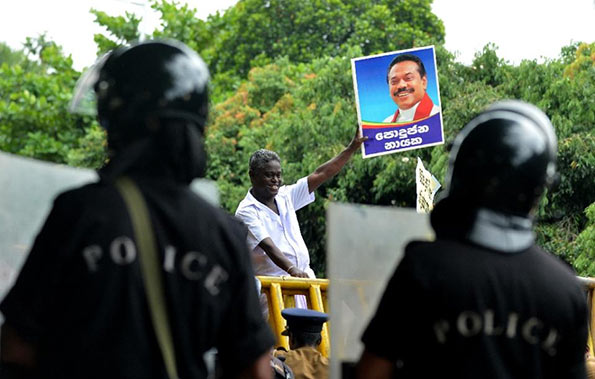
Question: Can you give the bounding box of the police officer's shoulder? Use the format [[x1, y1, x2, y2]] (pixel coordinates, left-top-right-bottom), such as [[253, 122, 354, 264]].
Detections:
[[404, 240, 431, 253], [52, 181, 118, 213]]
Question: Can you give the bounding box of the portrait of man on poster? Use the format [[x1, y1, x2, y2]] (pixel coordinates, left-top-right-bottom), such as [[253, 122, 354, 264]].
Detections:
[[382, 53, 441, 123]]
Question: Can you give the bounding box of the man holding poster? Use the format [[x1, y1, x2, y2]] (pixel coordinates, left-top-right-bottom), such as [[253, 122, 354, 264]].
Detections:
[[383, 54, 441, 123], [235, 126, 365, 307]]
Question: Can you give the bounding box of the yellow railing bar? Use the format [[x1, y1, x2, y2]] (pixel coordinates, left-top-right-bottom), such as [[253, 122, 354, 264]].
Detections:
[[258, 276, 330, 290], [269, 282, 289, 351], [579, 277, 595, 357], [309, 284, 330, 357], [257, 276, 330, 357]]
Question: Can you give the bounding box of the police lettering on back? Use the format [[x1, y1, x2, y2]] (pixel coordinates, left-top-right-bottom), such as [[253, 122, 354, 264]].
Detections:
[[82, 240, 229, 294], [433, 310, 559, 356]]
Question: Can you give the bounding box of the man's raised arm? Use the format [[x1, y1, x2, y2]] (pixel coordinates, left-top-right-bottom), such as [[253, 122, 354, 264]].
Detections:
[[307, 125, 366, 193]]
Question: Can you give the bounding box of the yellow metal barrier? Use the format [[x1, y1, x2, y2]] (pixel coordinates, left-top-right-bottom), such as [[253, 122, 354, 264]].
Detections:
[[257, 276, 330, 357]]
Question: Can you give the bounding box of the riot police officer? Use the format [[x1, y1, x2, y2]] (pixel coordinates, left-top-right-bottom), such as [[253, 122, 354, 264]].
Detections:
[[357, 100, 588, 378], [0, 40, 275, 379]]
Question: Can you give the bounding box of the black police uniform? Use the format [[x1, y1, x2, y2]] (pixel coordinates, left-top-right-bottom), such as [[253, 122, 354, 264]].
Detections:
[[1, 40, 275, 378], [361, 100, 588, 378], [0, 173, 274, 378], [362, 213, 588, 378]]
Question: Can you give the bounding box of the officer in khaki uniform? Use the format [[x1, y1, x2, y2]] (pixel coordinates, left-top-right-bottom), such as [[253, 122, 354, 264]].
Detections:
[[275, 308, 329, 379]]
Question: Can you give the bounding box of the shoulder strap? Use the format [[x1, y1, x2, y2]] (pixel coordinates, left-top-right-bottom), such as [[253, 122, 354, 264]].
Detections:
[[115, 176, 179, 379]]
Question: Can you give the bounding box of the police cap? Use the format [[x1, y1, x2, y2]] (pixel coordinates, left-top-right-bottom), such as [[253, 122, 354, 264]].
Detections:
[[281, 308, 328, 335]]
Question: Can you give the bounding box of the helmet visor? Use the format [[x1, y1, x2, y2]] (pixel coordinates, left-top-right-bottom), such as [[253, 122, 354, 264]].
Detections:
[[68, 54, 109, 116]]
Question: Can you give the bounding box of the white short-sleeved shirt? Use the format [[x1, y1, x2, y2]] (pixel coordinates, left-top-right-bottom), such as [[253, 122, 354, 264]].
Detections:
[[235, 177, 315, 277]]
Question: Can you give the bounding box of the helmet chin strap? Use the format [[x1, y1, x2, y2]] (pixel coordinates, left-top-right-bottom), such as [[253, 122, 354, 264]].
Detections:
[[466, 207, 535, 253]]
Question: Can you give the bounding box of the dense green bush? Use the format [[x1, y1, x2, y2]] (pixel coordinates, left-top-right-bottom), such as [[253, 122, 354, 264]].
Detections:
[[0, 37, 106, 166]]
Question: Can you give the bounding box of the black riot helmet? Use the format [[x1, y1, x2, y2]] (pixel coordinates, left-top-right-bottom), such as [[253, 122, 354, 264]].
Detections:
[[443, 100, 557, 216], [70, 39, 209, 151]]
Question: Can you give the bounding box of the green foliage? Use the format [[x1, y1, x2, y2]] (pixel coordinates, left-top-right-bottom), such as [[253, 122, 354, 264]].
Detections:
[[573, 203, 595, 276], [150, 0, 214, 53], [66, 123, 108, 168], [91, 9, 142, 56], [0, 42, 27, 66], [547, 133, 595, 220], [466, 43, 512, 87], [0, 36, 105, 167], [535, 216, 583, 267], [199, 0, 444, 97]]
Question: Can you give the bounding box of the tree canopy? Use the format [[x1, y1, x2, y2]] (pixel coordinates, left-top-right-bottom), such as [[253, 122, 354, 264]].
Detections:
[[0, 0, 593, 277], [0, 36, 106, 167]]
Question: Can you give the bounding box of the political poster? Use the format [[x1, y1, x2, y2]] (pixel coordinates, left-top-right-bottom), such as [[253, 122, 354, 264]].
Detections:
[[351, 45, 444, 158]]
